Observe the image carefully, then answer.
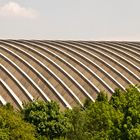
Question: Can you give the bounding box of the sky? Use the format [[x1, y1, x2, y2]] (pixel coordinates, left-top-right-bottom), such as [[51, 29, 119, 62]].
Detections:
[[0, 0, 140, 40]]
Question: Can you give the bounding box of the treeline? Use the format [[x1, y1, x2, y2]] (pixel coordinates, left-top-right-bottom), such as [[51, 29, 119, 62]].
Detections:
[[0, 85, 140, 140]]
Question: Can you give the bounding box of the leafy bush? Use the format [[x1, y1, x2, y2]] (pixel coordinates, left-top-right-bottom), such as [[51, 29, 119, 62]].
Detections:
[[22, 101, 72, 140], [66, 85, 140, 140], [0, 104, 36, 140]]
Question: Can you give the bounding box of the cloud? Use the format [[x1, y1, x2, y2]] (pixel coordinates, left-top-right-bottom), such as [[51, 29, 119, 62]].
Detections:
[[0, 1, 38, 19]]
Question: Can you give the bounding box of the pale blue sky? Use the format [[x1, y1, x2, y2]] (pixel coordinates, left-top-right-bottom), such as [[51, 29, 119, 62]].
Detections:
[[0, 0, 140, 40]]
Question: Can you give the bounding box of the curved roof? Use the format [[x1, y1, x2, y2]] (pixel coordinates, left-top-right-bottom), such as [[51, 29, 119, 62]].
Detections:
[[0, 40, 140, 109]]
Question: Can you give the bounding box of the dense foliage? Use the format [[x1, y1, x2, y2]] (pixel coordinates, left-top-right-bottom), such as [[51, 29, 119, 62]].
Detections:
[[21, 101, 71, 140], [0, 104, 36, 140], [65, 85, 140, 140], [0, 85, 140, 140]]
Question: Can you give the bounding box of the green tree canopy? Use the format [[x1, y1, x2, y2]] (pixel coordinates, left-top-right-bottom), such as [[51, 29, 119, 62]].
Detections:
[[110, 85, 140, 139], [22, 101, 72, 140], [0, 104, 36, 140], [66, 85, 140, 140], [0, 85, 140, 140]]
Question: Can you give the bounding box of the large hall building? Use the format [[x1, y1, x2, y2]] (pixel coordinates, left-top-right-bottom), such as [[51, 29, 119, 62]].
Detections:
[[0, 40, 140, 109]]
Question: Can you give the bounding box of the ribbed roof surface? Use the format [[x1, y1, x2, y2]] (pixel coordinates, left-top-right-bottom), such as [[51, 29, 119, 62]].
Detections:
[[0, 40, 140, 109]]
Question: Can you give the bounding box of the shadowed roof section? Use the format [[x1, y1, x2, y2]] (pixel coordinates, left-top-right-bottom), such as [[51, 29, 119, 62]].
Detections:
[[0, 40, 140, 109]]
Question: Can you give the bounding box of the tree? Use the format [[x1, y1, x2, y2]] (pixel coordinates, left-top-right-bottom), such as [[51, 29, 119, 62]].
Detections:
[[85, 100, 123, 139], [65, 107, 89, 140], [0, 104, 36, 140], [96, 91, 108, 102], [1, 85, 139, 140], [66, 85, 140, 140], [22, 101, 71, 140], [110, 85, 140, 139]]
